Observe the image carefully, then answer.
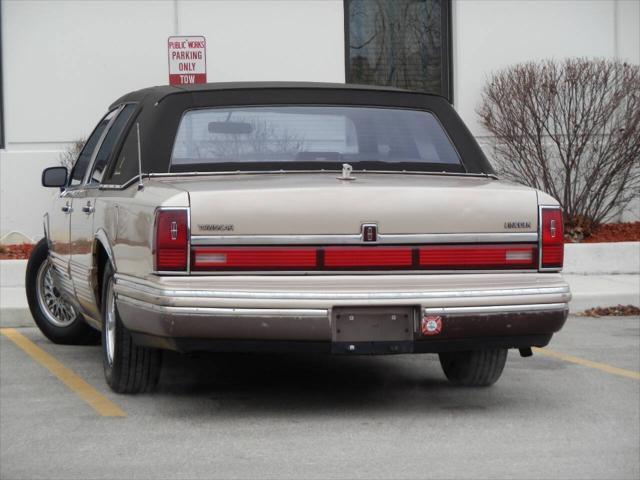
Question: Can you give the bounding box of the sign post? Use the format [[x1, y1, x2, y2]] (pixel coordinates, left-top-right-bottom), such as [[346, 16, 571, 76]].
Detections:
[[168, 36, 207, 86]]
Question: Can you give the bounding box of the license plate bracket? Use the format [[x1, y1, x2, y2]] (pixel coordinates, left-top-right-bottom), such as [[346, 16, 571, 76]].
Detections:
[[332, 306, 415, 343]]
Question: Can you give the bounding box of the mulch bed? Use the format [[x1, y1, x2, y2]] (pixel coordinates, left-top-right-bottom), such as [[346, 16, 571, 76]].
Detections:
[[0, 243, 34, 260], [578, 305, 640, 317], [568, 221, 640, 243]]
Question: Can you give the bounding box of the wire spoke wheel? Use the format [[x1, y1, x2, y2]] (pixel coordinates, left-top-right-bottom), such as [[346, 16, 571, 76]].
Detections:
[[26, 239, 99, 345], [35, 260, 77, 328]]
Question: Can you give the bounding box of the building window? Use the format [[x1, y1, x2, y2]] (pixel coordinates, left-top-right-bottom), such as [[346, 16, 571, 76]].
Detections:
[[345, 0, 452, 101]]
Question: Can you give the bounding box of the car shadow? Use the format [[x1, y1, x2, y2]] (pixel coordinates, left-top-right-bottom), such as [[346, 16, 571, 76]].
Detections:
[[150, 350, 537, 418]]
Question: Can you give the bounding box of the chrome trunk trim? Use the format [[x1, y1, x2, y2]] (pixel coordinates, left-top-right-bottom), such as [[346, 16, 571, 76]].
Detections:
[[190, 232, 538, 246]]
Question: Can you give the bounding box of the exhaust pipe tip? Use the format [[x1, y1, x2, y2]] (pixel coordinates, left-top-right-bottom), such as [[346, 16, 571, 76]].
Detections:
[[519, 347, 533, 358]]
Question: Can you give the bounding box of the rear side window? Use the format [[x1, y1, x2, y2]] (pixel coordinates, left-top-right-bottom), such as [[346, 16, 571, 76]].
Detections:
[[69, 109, 117, 186], [103, 115, 142, 186], [89, 104, 137, 185]]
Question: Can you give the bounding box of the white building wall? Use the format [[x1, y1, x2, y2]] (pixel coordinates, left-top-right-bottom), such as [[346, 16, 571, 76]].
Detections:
[[177, 0, 345, 83], [452, 0, 640, 221], [0, 0, 345, 240], [453, 0, 640, 136], [616, 0, 640, 62], [1, 0, 638, 240]]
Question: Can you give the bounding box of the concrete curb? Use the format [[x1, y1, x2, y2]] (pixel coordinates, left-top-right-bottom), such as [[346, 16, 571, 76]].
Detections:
[[0, 308, 34, 328], [0, 285, 30, 328], [0, 259, 27, 288], [1, 261, 30, 327], [564, 274, 640, 312], [1, 244, 639, 328], [563, 242, 639, 274]]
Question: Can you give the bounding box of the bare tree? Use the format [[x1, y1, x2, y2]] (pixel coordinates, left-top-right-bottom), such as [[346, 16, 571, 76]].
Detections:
[[478, 58, 640, 237], [198, 117, 304, 161], [59, 138, 86, 171]]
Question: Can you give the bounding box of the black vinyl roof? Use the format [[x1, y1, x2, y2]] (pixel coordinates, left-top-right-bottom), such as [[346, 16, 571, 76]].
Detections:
[[109, 82, 430, 110], [104, 82, 494, 178]]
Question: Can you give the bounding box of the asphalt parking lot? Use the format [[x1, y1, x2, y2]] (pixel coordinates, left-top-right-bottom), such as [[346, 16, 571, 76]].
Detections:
[[1, 316, 639, 480]]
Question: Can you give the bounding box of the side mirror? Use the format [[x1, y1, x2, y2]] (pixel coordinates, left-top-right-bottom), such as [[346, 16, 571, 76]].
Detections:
[[42, 167, 68, 188]]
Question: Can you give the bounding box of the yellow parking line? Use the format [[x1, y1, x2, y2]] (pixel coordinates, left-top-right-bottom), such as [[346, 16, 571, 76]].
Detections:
[[1, 328, 125, 417], [533, 347, 640, 381]]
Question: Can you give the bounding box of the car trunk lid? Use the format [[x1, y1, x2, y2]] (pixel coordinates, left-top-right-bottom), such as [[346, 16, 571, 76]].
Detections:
[[158, 173, 539, 237]]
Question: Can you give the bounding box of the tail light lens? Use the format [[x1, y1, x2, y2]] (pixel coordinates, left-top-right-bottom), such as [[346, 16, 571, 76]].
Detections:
[[191, 244, 539, 271], [419, 244, 537, 269], [154, 209, 188, 271], [192, 247, 316, 270], [324, 247, 413, 268], [540, 207, 564, 270]]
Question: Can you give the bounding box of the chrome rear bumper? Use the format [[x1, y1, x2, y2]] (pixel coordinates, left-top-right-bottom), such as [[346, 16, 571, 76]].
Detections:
[[113, 273, 570, 349]]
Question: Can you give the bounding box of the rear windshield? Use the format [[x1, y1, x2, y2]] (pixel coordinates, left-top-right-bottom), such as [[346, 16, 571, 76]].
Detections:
[[170, 106, 463, 173]]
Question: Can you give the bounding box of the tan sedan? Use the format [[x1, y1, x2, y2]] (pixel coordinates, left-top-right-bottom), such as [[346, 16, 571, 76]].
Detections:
[[26, 82, 570, 393]]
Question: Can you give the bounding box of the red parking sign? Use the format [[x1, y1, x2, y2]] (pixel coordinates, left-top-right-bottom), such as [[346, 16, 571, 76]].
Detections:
[[168, 36, 206, 86]]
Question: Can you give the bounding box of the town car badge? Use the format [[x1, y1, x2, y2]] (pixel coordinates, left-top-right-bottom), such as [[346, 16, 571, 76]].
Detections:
[[198, 224, 234, 232]]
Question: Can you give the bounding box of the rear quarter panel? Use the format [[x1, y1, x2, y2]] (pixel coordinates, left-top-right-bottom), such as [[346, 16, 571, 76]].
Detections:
[[94, 182, 189, 278]]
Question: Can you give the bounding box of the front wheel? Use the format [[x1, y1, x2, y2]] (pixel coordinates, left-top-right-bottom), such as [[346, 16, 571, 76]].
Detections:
[[25, 238, 99, 345], [101, 263, 161, 393], [439, 349, 508, 387]]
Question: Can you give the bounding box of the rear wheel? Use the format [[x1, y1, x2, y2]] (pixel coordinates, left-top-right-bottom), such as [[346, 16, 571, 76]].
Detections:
[[101, 262, 161, 393], [26, 238, 99, 345], [439, 349, 508, 387]]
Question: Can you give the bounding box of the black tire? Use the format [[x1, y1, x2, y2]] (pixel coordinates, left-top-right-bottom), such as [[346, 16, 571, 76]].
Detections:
[[101, 262, 161, 393], [25, 238, 100, 345], [439, 349, 508, 387]]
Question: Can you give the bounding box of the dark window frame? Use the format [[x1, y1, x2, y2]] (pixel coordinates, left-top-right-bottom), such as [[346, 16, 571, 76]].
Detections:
[[101, 103, 143, 186], [68, 109, 116, 188], [87, 103, 138, 185], [343, 0, 453, 103]]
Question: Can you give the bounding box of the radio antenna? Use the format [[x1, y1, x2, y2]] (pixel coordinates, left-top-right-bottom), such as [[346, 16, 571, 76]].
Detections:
[[136, 122, 144, 191]]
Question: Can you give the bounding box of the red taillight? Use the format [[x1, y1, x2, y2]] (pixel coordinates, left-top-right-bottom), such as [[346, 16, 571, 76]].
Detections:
[[418, 244, 537, 269], [324, 247, 413, 268], [191, 244, 540, 271], [540, 207, 564, 270], [192, 247, 316, 270], [155, 209, 188, 271]]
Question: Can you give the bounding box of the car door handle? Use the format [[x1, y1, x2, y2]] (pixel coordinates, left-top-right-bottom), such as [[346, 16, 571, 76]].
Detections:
[[61, 204, 73, 214], [82, 203, 95, 215]]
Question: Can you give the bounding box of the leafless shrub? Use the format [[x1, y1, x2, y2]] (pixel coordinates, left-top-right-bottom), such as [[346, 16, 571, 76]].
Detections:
[[478, 58, 640, 236], [58, 138, 86, 171], [198, 117, 305, 160]]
